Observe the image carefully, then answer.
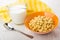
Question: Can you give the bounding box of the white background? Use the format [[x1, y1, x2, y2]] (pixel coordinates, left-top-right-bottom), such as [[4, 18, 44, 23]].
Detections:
[[0, 0, 60, 40]]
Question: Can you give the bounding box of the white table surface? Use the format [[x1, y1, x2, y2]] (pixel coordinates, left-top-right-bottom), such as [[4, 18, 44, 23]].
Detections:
[[0, 0, 60, 40]]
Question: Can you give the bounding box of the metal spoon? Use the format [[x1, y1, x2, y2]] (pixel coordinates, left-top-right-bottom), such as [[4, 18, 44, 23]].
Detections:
[[3, 23, 34, 39]]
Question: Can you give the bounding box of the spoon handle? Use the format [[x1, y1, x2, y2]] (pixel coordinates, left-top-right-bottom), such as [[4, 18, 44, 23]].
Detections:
[[14, 29, 33, 39]]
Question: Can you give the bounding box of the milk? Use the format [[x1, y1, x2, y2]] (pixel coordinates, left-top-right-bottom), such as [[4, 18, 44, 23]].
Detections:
[[9, 5, 26, 24]]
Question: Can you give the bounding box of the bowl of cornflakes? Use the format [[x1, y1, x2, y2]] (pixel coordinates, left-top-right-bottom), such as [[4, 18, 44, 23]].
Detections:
[[24, 12, 58, 34]]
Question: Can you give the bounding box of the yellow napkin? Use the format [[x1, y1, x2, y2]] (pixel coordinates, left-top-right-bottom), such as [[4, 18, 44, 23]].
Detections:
[[0, 6, 11, 23], [24, 0, 53, 15]]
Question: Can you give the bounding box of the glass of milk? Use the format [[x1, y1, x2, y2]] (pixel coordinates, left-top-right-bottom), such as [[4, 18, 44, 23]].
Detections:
[[9, 4, 26, 24]]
